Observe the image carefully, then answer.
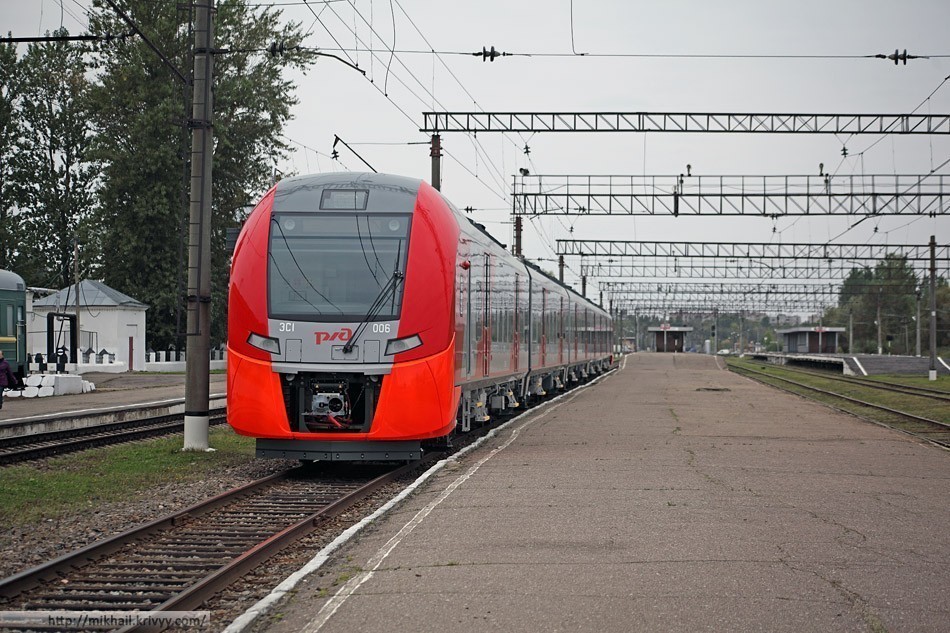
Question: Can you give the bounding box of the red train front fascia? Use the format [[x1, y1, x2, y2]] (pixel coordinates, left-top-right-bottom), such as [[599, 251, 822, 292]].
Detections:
[[227, 173, 613, 461]]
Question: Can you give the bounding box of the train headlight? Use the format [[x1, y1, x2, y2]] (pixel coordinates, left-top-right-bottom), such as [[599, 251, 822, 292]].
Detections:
[[385, 334, 422, 355], [247, 332, 281, 354]]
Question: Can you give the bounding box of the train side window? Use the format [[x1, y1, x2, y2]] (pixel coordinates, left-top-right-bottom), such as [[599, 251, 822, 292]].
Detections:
[[3, 304, 12, 336], [17, 306, 24, 324]]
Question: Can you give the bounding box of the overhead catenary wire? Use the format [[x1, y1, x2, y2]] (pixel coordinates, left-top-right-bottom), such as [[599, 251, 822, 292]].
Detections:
[[308, 0, 512, 202], [302, 46, 950, 61]]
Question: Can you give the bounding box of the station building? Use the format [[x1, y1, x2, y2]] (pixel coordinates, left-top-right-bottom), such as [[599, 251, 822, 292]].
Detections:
[[29, 280, 148, 371], [648, 325, 693, 353], [777, 326, 846, 354]]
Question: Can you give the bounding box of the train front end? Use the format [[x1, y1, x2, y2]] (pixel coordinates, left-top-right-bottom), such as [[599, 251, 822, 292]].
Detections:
[[227, 173, 461, 461]]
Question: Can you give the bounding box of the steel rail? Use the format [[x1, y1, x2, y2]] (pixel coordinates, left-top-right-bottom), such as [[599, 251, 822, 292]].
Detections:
[[728, 362, 950, 448], [0, 408, 228, 466], [119, 463, 416, 628], [0, 470, 291, 598]]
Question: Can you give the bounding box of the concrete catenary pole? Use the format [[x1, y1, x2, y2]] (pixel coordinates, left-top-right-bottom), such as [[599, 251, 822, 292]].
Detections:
[[184, 1, 215, 451], [877, 290, 883, 355], [513, 216, 523, 258], [916, 288, 922, 357], [430, 134, 441, 191], [929, 235, 937, 381], [714, 308, 718, 354], [74, 238, 81, 357], [848, 308, 854, 354]]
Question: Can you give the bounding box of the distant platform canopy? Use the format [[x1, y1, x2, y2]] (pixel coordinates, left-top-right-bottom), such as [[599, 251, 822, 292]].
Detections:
[[647, 325, 694, 353], [777, 326, 846, 354]]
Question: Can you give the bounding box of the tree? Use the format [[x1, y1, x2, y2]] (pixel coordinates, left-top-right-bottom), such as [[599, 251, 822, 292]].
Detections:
[[88, 0, 313, 348], [825, 255, 921, 354], [8, 30, 96, 289], [0, 37, 19, 271]]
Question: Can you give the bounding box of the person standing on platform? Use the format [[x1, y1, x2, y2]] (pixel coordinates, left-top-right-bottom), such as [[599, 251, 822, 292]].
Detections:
[[0, 350, 18, 409]]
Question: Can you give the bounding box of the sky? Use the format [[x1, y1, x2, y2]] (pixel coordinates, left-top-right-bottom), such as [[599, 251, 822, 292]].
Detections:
[[6, 0, 950, 311]]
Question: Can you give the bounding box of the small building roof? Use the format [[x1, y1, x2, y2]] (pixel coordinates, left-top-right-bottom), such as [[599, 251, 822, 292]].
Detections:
[[647, 326, 694, 332], [0, 270, 26, 292], [776, 326, 846, 334], [33, 280, 148, 310]]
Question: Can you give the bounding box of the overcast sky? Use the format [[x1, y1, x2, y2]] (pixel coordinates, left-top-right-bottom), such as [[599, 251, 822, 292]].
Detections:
[[7, 0, 950, 298]]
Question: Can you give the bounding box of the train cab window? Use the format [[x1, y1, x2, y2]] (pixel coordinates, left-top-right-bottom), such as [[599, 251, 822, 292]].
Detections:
[[268, 213, 410, 320], [320, 189, 369, 210]]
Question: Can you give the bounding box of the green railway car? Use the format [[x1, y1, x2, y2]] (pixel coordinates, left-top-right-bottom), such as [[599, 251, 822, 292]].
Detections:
[[0, 270, 28, 379]]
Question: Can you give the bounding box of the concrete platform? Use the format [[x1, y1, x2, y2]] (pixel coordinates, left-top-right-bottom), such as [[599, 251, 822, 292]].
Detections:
[[0, 372, 227, 435], [747, 351, 950, 376], [260, 353, 950, 633]]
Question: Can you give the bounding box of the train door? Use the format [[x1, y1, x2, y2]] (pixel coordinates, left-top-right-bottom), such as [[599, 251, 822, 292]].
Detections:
[[539, 288, 547, 368], [558, 297, 565, 364], [511, 273, 520, 371], [584, 308, 589, 358], [482, 254, 491, 377], [0, 301, 15, 363], [464, 259, 473, 378]]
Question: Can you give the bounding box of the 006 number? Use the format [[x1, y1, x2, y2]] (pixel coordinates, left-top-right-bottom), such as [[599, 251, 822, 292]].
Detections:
[[372, 323, 391, 334]]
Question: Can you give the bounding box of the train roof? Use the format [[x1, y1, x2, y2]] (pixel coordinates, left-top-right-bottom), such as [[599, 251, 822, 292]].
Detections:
[[0, 270, 26, 292], [273, 172, 422, 214], [521, 258, 608, 315]]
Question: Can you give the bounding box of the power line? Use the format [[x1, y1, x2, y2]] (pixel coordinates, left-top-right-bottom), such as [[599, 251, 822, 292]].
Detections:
[[307, 1, 512, 201], [307, 46, 950, 61]]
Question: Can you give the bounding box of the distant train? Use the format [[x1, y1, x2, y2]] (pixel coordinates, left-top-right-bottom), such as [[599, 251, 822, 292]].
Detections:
[[0, 270, 28, 379], [227, 173, 613, 461]]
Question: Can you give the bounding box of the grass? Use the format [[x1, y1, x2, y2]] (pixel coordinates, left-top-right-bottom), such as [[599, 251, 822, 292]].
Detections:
[[864, 373, 950, 391], [0, 426, 255, 528], [726, 359, 950, 426]]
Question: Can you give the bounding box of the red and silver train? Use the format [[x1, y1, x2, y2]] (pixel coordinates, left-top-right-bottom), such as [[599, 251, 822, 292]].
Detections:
[[227, 173, 613, 460]]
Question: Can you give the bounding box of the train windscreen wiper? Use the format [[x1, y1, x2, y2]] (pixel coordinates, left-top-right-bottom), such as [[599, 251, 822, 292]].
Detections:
[[342, 234, 404, 355], [342, 264, 404, 354]]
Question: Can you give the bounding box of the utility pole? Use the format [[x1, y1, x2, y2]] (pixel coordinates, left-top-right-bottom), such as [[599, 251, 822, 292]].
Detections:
[[849, 308, 854, 354], [558, 255, 564, 283], [430, 133, 441, 191], [73, 238, 81, 357], [877, 290, 883, 355], [929, 235, 937, 381], [739, 310, 744, 355], [635, 310, 639, 352], [184, 1, 215, 451], [619, 309, 625, 353], [916, 288, 922, 357], [513, 215, 522, 257], [581, 275, 587, 298], [609, 300, 614, 353], [714, 308, 718, 354]]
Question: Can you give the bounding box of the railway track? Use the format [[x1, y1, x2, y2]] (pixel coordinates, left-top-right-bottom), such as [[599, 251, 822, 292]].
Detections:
[[0, 463, 414, 631], [729, 362, 950, 449], [0, 408, 227, 466], [755, 361, 950, 402]]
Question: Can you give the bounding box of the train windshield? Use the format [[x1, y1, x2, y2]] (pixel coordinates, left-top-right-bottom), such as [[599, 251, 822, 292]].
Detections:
[[268, 213, 411, 320]]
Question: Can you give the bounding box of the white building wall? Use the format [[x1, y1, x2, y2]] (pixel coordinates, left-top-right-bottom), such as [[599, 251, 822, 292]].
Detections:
[[28, 305, 147, 371]]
